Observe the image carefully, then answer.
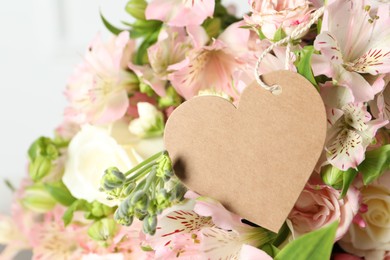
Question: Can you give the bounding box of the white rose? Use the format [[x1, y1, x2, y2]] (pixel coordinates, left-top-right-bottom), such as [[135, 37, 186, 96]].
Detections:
[[63, 125, 141, 206], [339, 172, 390, 259], [128, 102, 164, 138]]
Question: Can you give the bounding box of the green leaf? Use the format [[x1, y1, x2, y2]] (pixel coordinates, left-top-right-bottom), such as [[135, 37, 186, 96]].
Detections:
[[44, 181, 76, 206], [273, 222, 290, 247], [63, 199, 90, 226], [273, 27, 287, 42], [258, 29, 267, 40], [4, 179, 15, 192], [275, 222, 338, 260], [340, 168, 358, 198], [261, 243, 280, 258], [134, 30, 160, 65], [295, 46, 318, 87], [359, 145, 390, 185], [128, 19, 162, 39], [100, 12, 124, 35]]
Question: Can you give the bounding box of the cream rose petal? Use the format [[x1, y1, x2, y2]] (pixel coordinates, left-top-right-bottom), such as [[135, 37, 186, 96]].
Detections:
[[63, 125, 136, 206]]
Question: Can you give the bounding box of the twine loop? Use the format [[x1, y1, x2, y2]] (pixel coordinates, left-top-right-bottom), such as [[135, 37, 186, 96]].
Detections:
[[254, 6, 325, 95]]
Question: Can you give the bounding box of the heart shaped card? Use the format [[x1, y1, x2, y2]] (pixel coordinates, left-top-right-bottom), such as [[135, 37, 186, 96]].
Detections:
[[164, 71, 327, 233]]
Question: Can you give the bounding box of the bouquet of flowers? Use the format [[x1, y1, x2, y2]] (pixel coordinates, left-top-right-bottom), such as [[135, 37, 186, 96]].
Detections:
[[1, 0, 390, 259]]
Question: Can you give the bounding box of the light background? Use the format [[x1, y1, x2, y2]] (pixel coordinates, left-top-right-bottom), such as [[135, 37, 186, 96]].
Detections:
[[0, 0, 249, 254], [1, 0, 248, 258]]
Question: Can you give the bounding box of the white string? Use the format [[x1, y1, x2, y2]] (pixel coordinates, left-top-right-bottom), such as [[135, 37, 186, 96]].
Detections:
[[254, 6, 325, 95]]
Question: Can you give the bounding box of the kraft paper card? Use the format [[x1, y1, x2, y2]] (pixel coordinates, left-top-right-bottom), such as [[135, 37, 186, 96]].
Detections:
[[164, 70, 327, 233]]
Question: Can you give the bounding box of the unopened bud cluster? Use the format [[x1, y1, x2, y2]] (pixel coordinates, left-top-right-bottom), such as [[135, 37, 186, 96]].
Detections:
[[100, 151, 186, 235]]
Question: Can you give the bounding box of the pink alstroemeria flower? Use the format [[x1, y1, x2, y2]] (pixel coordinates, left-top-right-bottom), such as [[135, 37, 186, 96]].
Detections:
[[145, 0, 214, 27], [145, 194, 272, 260], [148, 27, 192, 80], [168, 22, 250, 100], [30, 207, 85, 259], [65, 31, 136, 125], [312, 0, 390, 102], [130, 27, 194, 98], [371, 75, 390, 129], [325, 103, 388, 170]]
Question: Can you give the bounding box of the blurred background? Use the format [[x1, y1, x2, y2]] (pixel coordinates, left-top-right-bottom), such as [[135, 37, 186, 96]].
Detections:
[[0, 0, 248, 258]]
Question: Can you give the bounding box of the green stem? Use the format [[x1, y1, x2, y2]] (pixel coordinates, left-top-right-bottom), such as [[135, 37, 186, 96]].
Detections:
[[125, 161, 156, 183], [124, 151, 165, 177]]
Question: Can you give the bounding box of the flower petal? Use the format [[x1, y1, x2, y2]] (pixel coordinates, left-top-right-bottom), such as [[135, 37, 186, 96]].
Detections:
[[326, 128, 365, 170], [201, 227, 242, 259], [314, 32, 343, 65], [145, 0, 214, 27], [194, 197, 243, 230]]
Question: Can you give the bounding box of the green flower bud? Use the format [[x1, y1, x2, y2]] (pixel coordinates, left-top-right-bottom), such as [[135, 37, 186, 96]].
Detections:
[[135, 208, 148, 220], [125, 0, 147, 20], [170, 185, 187, 204], [156, 152, 173, 180], [114, 198, 134, 226], [129, 102, 165, 138], [142, 214, 157, 235], [88, 218, 118, 242], [122, 181, 136, 197], [101, 167, 125, 191], [28, 137, 59, 182], [139, 82, 155, 97], [130, 190, 146, 204], [29, 156, 53, 182], [158, 86, 182, 108], [321, 165, 344, 189], [118, 196, 133, 216], [90, 201, 114, 218], [203, 18, 222, 39], [21, 184, 57, 213], [156, 188, 171, 209]]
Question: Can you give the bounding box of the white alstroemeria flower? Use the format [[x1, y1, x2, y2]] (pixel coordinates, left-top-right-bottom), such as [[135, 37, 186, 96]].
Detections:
[[146, 198, 272, 259], [128, 102, 165, 138], [312, 0, 390, 102], [325, 103, 388, 170], [371, 75, 390, 129]]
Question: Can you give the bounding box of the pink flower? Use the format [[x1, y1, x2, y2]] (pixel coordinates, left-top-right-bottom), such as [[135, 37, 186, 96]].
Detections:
[[168, 22, 250, 100], [245, 0, 312, 39], [145, 0, 215, 27], [147, 27, 192, 80], [324, 103, 388, 170], [339, 171, 390, 259], [288, 175, 360, 241], [65, 31, 137, 125], [312, 0, 390, 102], [371, 75, 390, 129], [0, 214, 29, 259], [128, 63, 166, 97], [30, 207, 85, 259], [146, 196, 272, 259]]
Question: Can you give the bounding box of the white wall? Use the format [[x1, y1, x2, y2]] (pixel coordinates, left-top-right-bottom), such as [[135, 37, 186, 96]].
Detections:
[[0, 0, 249, 215]]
